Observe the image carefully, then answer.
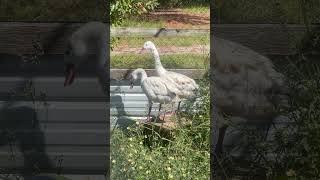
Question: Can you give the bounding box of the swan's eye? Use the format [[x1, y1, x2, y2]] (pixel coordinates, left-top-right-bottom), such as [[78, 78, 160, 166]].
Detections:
[[65, 49, 72, 56]]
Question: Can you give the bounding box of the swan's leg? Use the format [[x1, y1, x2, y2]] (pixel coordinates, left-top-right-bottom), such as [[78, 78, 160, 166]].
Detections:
[[177, 101, 181, 113], [162, 111, 166, 121], [157, 103, 162, 121], [171, 103, 174, 113], [164, 102, 176, 116], [158, 103, 162, 113], [215, 126, 227, 155], [213, 126, 228, 180], [145, 103, 153, 123]]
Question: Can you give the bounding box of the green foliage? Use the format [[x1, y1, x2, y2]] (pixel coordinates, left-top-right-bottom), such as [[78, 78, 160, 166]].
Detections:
[[272, 29, 320, 179], [111, 74, 210, 179], [110, 0, 158, 49], [0, 0, 105, 21], [110, 0, 158, 26]]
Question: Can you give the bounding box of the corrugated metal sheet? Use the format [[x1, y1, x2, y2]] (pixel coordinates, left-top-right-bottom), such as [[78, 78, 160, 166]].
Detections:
[[110, 78, 194, 131], [0, 57, 108, 174], [111, 79, 174, 128]]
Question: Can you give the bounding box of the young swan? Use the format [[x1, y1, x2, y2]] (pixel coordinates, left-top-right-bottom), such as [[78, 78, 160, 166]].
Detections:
[[130, 68, 182, 122], [64, 22, 108, 92], [140, 41, 199, 112]]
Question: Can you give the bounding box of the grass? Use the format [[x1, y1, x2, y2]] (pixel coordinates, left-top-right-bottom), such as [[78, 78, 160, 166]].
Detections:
[[111, 35, 210, 69], [181, 6, 210, 14], [111, 54, 209, 69], [120, 17, 167, 28], [111, 77, 210, 179], [111, 125, 210, 179], [113, 36, 209, 48], [215, 0, 320, 23]]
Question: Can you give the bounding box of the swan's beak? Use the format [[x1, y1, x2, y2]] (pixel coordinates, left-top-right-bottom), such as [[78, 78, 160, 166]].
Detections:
[[138, 48, 145, 54], [64, 63, 75, 87], [130, 81, 134, 89]]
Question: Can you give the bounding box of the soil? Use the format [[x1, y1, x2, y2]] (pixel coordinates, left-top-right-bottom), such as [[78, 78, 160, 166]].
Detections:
[[112, 45, 210, 55], [142, 113, 192, 130], [144, 8, 210, 29]]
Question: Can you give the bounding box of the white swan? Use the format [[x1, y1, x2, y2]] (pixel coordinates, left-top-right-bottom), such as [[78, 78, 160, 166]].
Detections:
[[141, 41, 199, 112], [213, 37, 288, 155], [64, 21, 108, 92], [130, 68, 182, 122]]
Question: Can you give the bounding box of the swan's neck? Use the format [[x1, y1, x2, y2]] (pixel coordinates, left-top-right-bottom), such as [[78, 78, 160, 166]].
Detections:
[[151, 48, 166, 75], [97, 30, 107, 69], [139, 71, 147, 84], [96, 27, 108, 93]]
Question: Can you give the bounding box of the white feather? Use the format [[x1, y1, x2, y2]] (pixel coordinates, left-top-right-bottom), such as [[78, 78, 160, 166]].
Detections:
[[130, 68, 181, 104], [142, 41, 199, 100]]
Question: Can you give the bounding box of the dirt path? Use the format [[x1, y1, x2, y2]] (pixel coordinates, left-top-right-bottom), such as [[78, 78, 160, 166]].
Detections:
[[112, 45, 210, 55], [145, 8, 210, 29]]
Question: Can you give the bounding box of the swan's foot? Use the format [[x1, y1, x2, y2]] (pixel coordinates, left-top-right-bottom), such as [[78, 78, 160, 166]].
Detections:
[[141, 116, 152, 124], [164, 111, 176, 116], [158, 111, 176, 122]]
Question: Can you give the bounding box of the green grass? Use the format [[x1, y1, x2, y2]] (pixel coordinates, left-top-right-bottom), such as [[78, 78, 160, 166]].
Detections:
[[111, 126, 210, 179], [215, 0, 320, 23], [111, 77, 210, 179], [114, 36, 210, 48], [119, 17, 166, 28], [111, 54, 208, 69], [181, 6, 209, 14]]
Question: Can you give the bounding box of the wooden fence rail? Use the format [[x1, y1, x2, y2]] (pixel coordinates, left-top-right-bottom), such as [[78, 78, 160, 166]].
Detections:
[[0, 23, 318, 56]]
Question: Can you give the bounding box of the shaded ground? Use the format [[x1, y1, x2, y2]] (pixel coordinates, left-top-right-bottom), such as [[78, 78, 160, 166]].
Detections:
[[150, 9, 209, 29], [127, 8, 210, 29]]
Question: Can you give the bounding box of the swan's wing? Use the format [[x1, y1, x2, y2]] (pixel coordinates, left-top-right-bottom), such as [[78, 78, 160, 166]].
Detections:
[[142, 77, 175, 103], [165, 71, 199, 90], [142, 78, 168, 95], [163, 71, 199, 99], [214, 37, 284, 88], [213, 37, 288, 121], [161, 79, 183, 96]]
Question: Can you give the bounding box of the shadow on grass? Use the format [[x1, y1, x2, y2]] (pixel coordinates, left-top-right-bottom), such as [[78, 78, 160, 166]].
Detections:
[[0, 79, 53, 177]]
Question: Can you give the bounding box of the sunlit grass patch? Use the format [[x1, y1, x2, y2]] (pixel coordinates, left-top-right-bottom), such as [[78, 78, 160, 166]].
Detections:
[[181, 6, 210, 14], [119, 17, 167, 28], [111, 54, 208, 69]]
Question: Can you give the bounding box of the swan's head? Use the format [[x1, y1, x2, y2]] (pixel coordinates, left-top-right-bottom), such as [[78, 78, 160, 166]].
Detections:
[[64, 38, 88, 87], [143, 41, 156, 49], [129, 68, 146, 89], [139, 41, 156, 54]]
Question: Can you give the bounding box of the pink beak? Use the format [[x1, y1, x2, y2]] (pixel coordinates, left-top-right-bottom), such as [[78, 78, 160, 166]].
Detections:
[[64, 64, 75, 87], [138, 48, 145, 54]]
